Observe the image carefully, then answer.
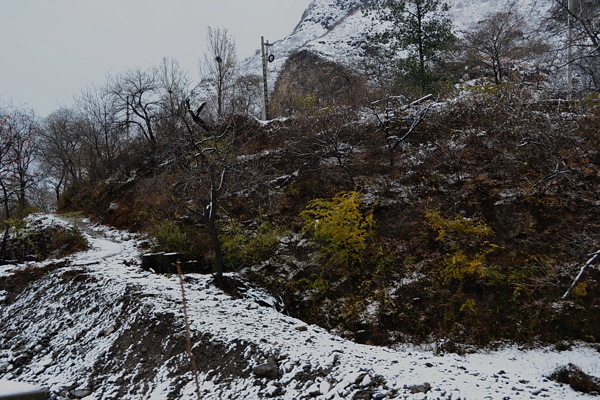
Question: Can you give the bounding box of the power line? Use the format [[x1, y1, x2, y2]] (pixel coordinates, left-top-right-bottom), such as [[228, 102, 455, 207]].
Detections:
[[277, 1, 298, 37], [266, 1, 284, 38]]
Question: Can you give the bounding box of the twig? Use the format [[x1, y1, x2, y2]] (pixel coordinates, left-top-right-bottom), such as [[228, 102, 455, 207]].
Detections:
[[175, 260, 202, 400], [562, 250, 600, 300]]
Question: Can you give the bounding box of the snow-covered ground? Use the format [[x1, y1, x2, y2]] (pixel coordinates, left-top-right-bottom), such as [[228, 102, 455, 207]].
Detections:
[[0, 214, 598, 399]]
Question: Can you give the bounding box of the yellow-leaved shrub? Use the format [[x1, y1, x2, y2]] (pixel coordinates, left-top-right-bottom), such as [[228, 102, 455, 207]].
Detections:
[[425, 208, 497, 285], [301, 191, 375, 267]]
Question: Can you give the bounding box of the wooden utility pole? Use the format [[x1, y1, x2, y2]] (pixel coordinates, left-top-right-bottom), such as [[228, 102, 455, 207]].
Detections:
[[125, 95, 130, 137], [261, 36, 269, 120]]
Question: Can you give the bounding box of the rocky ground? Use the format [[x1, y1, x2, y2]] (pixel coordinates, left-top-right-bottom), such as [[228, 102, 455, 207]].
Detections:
[[0, 214, 599, 399]]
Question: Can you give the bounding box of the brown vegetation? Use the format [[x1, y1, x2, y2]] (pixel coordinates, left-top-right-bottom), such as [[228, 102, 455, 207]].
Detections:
[[53, 81, 600, 346], [13, 1, 600, 346]]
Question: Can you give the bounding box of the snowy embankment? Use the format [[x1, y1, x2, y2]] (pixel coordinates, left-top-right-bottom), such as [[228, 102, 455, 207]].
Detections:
[[0, 214, 598, 399]]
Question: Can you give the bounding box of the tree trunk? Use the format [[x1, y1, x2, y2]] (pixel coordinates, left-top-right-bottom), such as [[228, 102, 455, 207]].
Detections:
[[0, 181, 11, 261], [0, 226, 9, 261], [416, 3, 426, 84], [208, 220, 224, 281]]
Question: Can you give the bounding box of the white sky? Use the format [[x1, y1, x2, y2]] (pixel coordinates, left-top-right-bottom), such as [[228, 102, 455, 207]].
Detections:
[[0, 0, 312, 118]]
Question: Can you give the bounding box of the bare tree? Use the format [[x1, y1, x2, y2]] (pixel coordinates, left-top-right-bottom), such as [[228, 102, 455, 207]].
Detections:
[[200, 27, 237, 119], [0, 111, 14, 260], [111, 67, 160, 145], [156, 58, 191, 136], [0, 109, 16, 220], [229, 75, 263, 117], [176, 108, 238, 280], [75, 82, 126, 179], [465, 4, 529, 85], [0, 106, 39, 259], [40, 108, 87, 200], [368, 94, 433, 166], [0, 107, 39, 212], [291, 106, 365, 181]]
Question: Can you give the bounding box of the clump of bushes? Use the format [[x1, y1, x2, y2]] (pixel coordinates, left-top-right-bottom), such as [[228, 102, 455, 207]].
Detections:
[[48, 226, 89, 258], [425, 208, 497, 286], [301, 190, 375, 269], [222, 221, 284, 270], [150, 219, 197, 254], [2, 217, 89, 262]]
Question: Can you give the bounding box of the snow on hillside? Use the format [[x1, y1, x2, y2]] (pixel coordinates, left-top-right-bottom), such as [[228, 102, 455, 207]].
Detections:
[[240, 0, 554, 91], [240, 0, 367, 90], [0, 214, 599, 399]]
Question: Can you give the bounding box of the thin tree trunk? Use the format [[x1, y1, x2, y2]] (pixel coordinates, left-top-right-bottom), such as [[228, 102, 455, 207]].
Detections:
[[0, 181, 11, 260], [208, 220, 224, 281]]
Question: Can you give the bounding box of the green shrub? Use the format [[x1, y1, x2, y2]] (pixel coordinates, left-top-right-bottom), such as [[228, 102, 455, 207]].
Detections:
[[222, 221, 283, 269], [48, 227, 89, 257], [151, 220, 195, 254]]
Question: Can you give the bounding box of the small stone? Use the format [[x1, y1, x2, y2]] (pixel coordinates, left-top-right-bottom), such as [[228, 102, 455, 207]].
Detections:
[[307, 382, 320, 396], [265, 383, 282, 396], [408, 382, 432, 394], [5, 331, 17, 339], [360, 374, 373, 387], [40, 355, 54, 367], [319, 380, 331, 395], [103, 324, 116, 336], [72, 389, 92, 398], [295, 325, 308, 331], [253, 362, 279, 379], [352, 390, 374, 400], [354, 373, 368, 384]]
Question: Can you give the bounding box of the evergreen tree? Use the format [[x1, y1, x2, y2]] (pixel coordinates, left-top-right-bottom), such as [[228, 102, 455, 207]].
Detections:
[[368, 0, 455, 91]]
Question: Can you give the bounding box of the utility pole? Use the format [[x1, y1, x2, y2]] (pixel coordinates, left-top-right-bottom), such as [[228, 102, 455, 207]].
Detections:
[[567, 0, 574, 98], [261, 36, 270, 120], [125, 95, 130, 137]]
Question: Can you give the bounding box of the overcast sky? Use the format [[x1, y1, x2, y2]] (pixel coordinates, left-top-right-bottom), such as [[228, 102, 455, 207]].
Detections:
[[0, 0, 312, 118]]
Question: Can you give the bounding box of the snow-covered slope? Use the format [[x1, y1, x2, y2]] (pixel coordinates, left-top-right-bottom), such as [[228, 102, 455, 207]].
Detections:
[[0, 215, 598, 399], [240, 0, 554, 91]]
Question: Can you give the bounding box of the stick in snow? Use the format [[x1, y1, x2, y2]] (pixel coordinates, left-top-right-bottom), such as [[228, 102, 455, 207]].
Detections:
[[562, 250, 600, 300], [175, 260, 202, 400]]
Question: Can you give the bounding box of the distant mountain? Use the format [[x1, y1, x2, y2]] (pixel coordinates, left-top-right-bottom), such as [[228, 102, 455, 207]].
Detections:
[[240, 0, 554, 92]]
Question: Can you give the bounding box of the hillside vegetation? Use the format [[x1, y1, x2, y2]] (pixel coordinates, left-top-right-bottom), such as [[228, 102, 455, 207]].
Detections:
[[3, 0, 600, 347], [57, 83, 600, 346]]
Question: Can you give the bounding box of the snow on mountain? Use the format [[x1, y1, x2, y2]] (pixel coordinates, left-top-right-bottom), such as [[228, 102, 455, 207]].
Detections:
[[240, 0, 370, 90], [240, 0, 554, 92], [0, 214, 599, 399]]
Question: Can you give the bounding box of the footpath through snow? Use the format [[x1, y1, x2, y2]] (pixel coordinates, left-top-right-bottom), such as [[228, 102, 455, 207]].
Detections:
[[0, 214, 599, 399]]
